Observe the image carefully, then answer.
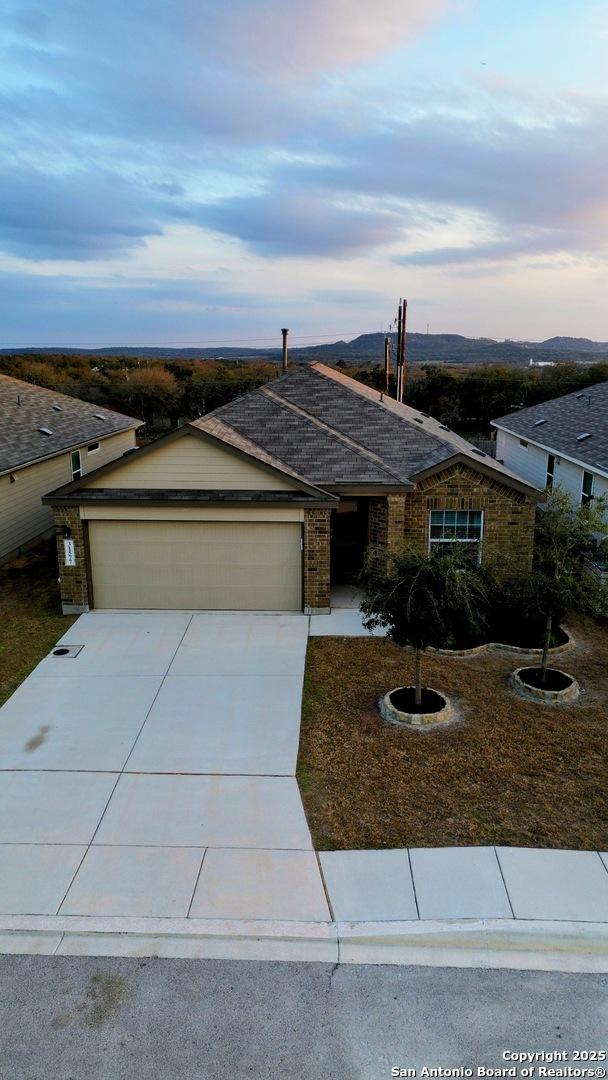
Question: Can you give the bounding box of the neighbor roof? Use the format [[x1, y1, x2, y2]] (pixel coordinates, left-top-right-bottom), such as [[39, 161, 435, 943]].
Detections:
[[197, 362, 538, 495], [492, 381, 608, 475], [0, 374, 140, 476]]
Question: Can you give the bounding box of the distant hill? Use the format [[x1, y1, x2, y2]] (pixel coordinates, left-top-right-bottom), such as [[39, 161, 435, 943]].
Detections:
[[536, 337, 608, 354], [3, 331, 608, 366]]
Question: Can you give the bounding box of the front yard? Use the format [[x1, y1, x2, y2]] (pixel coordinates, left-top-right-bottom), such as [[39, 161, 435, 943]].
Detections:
[[298, 620, 608, 851], [0, 542, 75, 707]]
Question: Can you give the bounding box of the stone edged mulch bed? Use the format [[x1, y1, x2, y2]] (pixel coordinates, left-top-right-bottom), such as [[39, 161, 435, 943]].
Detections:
[[511, 666, 580, 704], [426, 625, 573, 658], [380, 686, 454, 728]]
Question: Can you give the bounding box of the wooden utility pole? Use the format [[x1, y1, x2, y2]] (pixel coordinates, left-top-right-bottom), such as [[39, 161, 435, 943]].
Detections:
[[400, 299, 407, 403], [383, 335, 391, 394], [395, 300, 403, 402], [281, 328, 289, 373]]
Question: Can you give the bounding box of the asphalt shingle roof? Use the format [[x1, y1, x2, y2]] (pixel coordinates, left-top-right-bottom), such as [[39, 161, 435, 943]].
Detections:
[[493, 381, 608, 474], [0, 374, 140, 475], [207, 363, 536, 492], [204, 382, 403, 486]]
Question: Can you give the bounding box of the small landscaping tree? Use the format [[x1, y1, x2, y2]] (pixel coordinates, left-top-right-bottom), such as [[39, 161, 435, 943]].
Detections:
[[522, 488, 608, 683], [361, 546, 491, 707]]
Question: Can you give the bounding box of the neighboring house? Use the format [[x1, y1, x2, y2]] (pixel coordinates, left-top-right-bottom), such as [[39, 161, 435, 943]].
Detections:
[[0, 374, 140, 562], [492, 381, 608, 511], [43, 363, 540, 614]]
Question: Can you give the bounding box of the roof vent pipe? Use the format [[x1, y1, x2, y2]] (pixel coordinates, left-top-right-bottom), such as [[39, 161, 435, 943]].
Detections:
[[281, 328, 289, 373]]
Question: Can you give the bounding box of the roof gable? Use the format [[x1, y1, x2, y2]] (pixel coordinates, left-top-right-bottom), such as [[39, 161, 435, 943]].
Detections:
[[53, 422, 331, 500], [0, 373, 140, 475]]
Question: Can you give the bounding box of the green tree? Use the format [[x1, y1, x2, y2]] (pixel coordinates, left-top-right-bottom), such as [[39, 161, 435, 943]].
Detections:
[[114, 366, 182, 427], [524, 488, 608, 681], [361, 547, 491, 706]]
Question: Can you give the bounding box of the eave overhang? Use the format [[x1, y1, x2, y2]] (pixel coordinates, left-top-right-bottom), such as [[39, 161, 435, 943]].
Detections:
[[42, 487, 338, 509]]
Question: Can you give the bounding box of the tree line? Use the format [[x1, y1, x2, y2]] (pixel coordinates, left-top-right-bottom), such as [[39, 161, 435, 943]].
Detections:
[[2, 351, 607, 435], [350, 360, 608, 433], [0, 353, 281, 432]]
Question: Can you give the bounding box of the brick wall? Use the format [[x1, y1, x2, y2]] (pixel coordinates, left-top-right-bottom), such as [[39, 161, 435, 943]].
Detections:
[[368, 494, 406, 550], [52, 505, 90, 613], [303, 507, 331, 613], [402, 463, 536, 569]]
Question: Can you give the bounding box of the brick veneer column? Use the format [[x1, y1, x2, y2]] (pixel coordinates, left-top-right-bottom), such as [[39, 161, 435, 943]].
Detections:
[[368, 494, 406, 551], [303, 507, 331, 614], [52, 505, 90, 614]]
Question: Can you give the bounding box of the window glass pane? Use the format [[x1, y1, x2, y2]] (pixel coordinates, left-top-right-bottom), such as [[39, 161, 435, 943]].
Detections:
[[583, 472, 593, 496], [429, 510, 482, 548]]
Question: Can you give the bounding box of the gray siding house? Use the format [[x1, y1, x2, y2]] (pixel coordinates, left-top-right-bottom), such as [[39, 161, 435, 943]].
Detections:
[[0, 374, 140, 562]]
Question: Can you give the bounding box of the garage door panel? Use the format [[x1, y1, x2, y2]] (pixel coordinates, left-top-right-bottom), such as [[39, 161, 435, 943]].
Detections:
[[88, 521, 302, 610]]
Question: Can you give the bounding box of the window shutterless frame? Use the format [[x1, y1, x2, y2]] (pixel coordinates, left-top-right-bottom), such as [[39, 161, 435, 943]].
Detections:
[[428, 509, 484, 565], [546, 453, 555, 491], [581, 470, 594, 505], [70, 448, 82, 481]]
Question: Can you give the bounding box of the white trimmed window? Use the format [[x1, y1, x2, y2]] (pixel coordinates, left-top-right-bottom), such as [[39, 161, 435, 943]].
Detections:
[[546, 453, 556, 491], [70, 449, 82, 481], [429, 509, 483, 563], [87, 441, 100, 454], [581, 471, 594, 506]]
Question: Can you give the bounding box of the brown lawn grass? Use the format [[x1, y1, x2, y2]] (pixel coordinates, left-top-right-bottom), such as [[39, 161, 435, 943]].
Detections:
[[0, 541, 76, 707], [298, 619, 608, 850]]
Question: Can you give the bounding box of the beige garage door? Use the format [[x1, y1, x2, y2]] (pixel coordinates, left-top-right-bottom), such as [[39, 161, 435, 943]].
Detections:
[[88, 520, 303, 610]]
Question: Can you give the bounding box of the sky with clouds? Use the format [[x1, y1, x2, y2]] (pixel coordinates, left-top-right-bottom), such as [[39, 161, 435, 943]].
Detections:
[[1, 0, 607, 347]]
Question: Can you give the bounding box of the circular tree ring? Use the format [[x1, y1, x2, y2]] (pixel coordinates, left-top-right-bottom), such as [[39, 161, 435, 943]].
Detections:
[[380, 685, 453, 728], [511, 666, 579, 703]]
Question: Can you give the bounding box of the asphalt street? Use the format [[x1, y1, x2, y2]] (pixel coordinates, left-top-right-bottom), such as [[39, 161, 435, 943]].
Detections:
[[1, 956, 607, 1080]]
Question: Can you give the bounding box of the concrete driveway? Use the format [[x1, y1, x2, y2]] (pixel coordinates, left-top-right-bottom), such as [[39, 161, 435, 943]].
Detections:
[[0, 612, 330, 923]]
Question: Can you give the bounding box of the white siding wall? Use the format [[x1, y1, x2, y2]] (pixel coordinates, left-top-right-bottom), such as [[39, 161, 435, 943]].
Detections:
[[0, 428, 136, 561], [496, 427, 608, 517], [495, 430, 548, 489]]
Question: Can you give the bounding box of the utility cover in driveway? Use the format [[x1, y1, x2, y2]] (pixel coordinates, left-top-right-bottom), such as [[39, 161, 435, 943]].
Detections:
[[88, 519, 303, 610]]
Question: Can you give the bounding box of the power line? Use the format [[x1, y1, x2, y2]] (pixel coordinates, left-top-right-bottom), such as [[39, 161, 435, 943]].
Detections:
[[0, 329, 379, 349]]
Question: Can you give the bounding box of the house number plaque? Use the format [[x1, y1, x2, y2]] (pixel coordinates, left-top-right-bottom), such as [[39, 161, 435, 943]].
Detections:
[[63, 538, 76, 567]]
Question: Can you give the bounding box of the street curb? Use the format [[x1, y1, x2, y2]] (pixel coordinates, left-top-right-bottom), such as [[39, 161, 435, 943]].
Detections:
[[1, 916, 608, 971]]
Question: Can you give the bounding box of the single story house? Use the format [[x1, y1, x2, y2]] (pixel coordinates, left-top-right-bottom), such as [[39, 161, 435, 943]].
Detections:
[[492, 380, 608, 511], [44, 363, 540, 614], [0, 373, 140, 563]]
